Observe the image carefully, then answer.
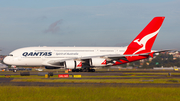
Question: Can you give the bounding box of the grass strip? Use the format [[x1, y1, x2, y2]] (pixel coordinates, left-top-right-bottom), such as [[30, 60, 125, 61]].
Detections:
[[0, 75, 159, 78], [0, 86, 180, 101], [123, 73, 180, 75]]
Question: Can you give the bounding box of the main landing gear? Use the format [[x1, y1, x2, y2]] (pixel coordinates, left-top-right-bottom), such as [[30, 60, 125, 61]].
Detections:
[[72, 68, 95, 72]]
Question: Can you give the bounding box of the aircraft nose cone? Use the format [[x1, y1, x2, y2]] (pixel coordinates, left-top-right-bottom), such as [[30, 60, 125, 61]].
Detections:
[[3, 56, 11, 65]]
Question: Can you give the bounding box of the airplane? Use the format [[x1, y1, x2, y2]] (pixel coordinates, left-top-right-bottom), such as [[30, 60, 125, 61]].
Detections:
[[3, 17, 167, 72]]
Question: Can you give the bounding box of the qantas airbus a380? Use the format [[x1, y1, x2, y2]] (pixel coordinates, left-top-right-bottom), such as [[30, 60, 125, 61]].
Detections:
[[3, 17, 167, 72]]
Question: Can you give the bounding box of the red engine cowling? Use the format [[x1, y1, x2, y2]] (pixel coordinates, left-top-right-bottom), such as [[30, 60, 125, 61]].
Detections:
[[90, 58, 107, 66], [64, 60, 82, 69]]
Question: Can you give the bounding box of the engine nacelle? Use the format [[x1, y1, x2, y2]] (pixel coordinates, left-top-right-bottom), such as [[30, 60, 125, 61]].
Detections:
[[45, 66, 60, 69], [64, 60, 82, 69], [90, 58, 107, 66], [76, 60, 82, 69]]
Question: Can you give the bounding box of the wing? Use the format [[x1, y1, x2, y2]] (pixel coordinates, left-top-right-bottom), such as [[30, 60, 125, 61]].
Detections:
[[42, 54, 141, 67], [43, 49, 174, 67]]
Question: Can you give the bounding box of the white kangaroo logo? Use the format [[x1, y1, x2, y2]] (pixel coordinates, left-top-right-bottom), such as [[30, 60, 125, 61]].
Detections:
[[133, 29, 160, 54], [134, 39, 143, 46]]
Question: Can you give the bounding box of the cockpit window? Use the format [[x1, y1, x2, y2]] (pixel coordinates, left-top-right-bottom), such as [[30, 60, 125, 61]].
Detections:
[[8, 54, 13, 56]]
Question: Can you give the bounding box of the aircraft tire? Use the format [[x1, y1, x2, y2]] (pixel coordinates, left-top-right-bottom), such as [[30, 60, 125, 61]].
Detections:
[[91, 69, 95, 72], [83, 69, 87, 72], [72, 69, 76, 72], [79, 69, 83, 72], [76, 69, 79, 72], [13, 69, 17, 73]]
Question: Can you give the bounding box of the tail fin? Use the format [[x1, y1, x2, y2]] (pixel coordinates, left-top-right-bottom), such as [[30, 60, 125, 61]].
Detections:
[[123, 17, 165, 55]]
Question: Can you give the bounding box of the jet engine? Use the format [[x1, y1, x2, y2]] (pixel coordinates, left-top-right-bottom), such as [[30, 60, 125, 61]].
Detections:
[[90, 58, 107, 66], [64, 60, 82, 69]]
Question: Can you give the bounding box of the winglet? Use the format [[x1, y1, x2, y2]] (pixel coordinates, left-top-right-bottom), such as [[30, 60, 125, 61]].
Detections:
[[123, 17, 165, 55]]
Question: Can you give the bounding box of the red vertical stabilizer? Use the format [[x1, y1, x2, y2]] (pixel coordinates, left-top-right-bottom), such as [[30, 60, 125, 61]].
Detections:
[[124, 17, 165, 55]]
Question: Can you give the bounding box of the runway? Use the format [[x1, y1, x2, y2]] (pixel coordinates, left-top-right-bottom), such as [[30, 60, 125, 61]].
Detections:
[[1, 70, 180, 79], [0, 70, 180, 87], [1, 70, 180, 75], [1, 78, 180, 87]]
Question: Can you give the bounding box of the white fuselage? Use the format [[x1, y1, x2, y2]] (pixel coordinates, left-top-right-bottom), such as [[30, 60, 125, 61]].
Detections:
[[3, 46, 127, 66]]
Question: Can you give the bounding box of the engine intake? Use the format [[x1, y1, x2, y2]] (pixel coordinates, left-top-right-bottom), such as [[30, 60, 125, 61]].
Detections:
[[64, 60, 82, 69], [90, 58, 107, 66]]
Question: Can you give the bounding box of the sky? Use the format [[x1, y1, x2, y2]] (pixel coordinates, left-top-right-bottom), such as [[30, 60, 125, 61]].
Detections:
[[0, 0, 179, 55]]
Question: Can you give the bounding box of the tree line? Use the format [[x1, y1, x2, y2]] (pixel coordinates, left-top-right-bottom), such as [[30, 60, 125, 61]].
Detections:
[[121, 53, 180, 68]]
